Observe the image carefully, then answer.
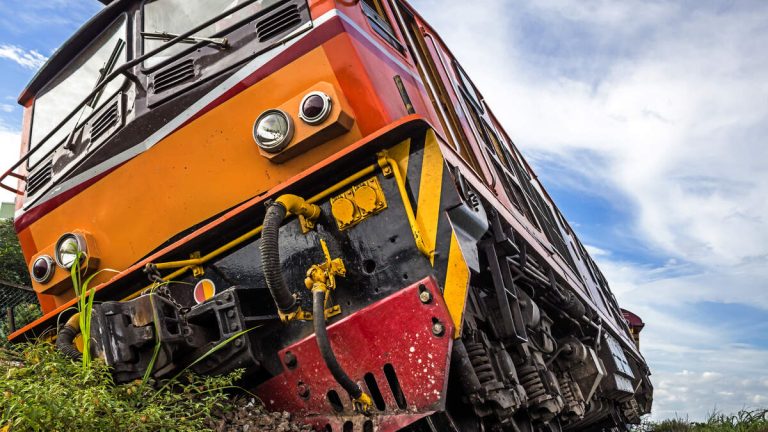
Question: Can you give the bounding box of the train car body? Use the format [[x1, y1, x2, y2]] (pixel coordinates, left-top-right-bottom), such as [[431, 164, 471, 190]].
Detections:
[[1, 0, 652, 430]]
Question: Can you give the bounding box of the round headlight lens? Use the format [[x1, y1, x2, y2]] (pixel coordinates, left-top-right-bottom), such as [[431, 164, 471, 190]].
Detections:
[[253, 109, 294, 153], [55, 233, 86, 269], [31, 255, 54, 283], [298, 91, 332, 125]]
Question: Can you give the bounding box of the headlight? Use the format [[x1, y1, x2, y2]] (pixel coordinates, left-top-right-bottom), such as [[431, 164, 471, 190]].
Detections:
[[55, 233, 86, 269], [31, 255, 54, 283], [253, 109, 294, 153], [298, 91, 332, 125]]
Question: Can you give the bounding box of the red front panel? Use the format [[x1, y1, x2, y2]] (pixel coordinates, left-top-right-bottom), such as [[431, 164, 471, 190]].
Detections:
[[255, 277, 454, 431]]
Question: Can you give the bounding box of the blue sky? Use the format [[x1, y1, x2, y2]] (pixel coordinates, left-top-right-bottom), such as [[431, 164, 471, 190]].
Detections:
[[1, 0, 767, 422]]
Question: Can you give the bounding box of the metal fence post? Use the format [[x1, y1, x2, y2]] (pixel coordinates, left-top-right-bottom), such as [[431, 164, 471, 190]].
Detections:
[[6, 307, 15, 333]]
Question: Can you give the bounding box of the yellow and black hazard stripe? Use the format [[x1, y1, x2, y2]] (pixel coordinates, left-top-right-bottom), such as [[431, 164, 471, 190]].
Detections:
[[388, 129, 471, 338]]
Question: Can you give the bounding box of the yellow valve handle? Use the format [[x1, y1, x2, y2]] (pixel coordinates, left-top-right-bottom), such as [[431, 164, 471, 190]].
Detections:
[[353, 392, 374, 415]]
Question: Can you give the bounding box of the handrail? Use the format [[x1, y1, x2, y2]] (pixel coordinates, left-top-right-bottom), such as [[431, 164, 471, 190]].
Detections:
[[0, 0, 265, 196]]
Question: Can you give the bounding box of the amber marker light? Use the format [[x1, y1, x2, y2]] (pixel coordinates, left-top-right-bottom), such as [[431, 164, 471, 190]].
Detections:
[[193, 279, 217, 304], [298, 91, 332, 125]]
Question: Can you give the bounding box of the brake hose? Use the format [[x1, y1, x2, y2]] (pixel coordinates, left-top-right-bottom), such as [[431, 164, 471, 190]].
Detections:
[[312, 288, 371, 411], [260, 195, 321, 314], [56, 313, 82, 360], [261, 194, 371, 411]]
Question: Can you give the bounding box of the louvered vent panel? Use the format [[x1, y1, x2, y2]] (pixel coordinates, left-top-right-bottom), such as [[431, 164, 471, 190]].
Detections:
[[153, 59, 195, 93], [90, 100, 119, 143], [27, 159, 52, 197], [256, 4, 302, 42]]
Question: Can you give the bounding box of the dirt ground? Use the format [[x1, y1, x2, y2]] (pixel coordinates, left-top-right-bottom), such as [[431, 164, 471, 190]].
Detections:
[[209, 396, 314, 432]]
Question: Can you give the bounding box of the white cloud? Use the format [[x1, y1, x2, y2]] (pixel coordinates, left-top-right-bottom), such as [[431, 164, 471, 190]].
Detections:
[[0, 44, 47, 70], [412, 0, 768, 421], [0, 121, 21, 203]]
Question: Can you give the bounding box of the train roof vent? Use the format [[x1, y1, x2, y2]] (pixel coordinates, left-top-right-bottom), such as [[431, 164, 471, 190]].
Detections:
[[27, 159, 52, 197], [256, 3, 302, 42], [90, 99, 120, 143], [152, 59, 196, 94]]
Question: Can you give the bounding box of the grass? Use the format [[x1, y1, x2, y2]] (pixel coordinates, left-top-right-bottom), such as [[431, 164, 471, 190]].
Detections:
[[0, 342, 242, 431], [0, 254, 260, 431], [638, 409, 768, 432]]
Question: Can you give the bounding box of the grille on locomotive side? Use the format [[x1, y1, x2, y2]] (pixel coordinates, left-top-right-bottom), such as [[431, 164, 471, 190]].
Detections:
[[90, 100, 120, 143], [256, 4, 302, 42], [26, 159, 52, 197], [152, 59, 196, 94]]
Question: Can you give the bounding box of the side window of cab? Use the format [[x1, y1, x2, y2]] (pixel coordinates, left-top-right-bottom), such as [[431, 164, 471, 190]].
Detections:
[[360, 0, 405, 53]]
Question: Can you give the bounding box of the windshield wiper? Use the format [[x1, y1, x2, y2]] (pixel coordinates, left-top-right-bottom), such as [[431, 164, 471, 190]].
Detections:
[[141, 31, 229, 49], [64, 38, 125, 151]]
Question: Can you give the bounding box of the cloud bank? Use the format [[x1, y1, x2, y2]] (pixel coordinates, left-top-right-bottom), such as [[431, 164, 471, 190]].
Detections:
[[0, 44, 47, 70], [412, 0, 768, 420]]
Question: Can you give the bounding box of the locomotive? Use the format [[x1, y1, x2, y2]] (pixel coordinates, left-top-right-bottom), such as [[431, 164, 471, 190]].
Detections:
[[1, 0, 653, 430]]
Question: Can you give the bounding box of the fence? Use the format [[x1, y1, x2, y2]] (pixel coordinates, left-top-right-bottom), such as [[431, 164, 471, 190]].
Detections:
[[0, 280, 40, 342]]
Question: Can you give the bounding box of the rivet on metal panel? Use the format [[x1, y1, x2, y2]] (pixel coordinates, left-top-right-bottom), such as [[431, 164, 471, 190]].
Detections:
[[297, 381, 310, 399], [432, 319, 445, 337], [284, 351, 298, 369]]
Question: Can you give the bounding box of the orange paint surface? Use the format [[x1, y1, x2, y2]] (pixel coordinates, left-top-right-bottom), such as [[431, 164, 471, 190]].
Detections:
[[22, 46, 363, 311]]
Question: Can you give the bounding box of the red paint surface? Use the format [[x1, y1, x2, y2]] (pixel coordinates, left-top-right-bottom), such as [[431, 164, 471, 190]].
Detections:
[[255, 277, 454, 432]]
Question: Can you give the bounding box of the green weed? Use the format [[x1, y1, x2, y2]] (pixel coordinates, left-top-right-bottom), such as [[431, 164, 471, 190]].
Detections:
[[638, 409, 768, 432], [0, 342, 241, 431]]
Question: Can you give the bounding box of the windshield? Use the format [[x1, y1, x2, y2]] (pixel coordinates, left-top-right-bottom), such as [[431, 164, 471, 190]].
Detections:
[[143, 0, 255, 68], [30, 15, 128, 168]]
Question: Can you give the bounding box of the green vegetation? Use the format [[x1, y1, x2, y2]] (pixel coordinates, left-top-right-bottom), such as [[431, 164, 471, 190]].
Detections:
[[0, 219, 30, 287], [0, 342, 241, 431], [1, 218, 40, 348], [0, 304, 41, 348], [638, 410, 768, 432]]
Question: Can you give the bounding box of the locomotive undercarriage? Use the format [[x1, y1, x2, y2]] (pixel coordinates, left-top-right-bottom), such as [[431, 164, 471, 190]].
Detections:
[[403, 201, 653, 432], [77, 129, 650, 432]]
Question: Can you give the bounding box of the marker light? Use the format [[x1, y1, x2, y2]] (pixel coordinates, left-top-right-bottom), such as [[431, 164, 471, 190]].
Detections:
[[55, 233, 86, 269], [253, 109, 294, 153], [298, 91, 332, 125], [193, 279, 216, 304], [31, 255, 54, 283]]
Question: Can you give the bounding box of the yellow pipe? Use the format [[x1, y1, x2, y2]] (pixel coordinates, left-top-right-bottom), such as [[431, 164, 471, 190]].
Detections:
[[66, 312, 81, 331], [378, 152, 434, 259], [275, 194, 321, 220], [124, 165, 377, 300], [306, 165, 376, 204]]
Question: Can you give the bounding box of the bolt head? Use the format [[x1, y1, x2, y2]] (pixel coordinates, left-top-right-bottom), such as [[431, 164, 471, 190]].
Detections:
[[284, 351, 298, 368], [419, 289, 432, 304], [297, 382, 310, 399], [432, 321, 445, 337]]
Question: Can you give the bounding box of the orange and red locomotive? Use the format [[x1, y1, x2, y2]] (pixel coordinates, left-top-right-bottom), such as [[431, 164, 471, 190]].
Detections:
[[1, 0, 652, 430]]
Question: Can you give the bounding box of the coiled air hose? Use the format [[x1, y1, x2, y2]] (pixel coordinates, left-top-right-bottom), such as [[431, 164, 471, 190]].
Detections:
[[56, 313, 82, 360], [260, 195, 321, 314]]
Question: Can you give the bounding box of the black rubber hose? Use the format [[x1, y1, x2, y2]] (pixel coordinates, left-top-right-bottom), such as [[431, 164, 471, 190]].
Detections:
[[56, 324, 82, 361], [313, 289, 363, 400], [260, 202, 298, 313]]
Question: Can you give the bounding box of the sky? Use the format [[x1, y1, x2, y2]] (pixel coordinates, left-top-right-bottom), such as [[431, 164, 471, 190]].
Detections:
[[0, 0, 766, 422]]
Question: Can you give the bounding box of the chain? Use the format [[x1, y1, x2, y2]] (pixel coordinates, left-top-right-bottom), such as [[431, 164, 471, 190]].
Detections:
[[142, 264, 189, 314]]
